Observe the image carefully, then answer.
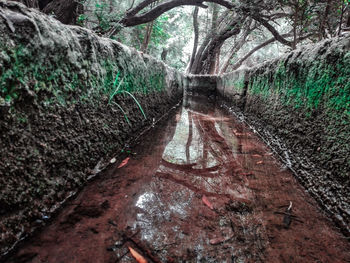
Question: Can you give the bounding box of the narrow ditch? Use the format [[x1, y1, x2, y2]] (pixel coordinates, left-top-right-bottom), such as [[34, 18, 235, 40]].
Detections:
[[5, 95, 350, 263]]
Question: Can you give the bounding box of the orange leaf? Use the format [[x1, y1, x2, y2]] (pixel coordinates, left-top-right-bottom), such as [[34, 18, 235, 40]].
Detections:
[[128, 246, 147, 263], [256, 161, 263, 164], [202, 195, 214, 210], [118, 157, 130, 168]]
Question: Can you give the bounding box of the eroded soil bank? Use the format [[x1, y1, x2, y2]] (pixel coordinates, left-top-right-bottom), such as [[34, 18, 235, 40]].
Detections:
[[5, 95, 350, 263]]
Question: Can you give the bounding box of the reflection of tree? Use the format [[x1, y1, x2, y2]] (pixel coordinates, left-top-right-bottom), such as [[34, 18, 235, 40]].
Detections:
[[162, 106, 182, 148], [192, 110, 233, 164], [161, 101, 242, 176], [185, 110, 193, 164], [158, 96, 257, 203]]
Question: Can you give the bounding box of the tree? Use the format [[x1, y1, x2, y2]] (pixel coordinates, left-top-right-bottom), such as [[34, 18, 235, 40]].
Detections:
[[11, 0, 349, 73], [187, 7, 199, 73]]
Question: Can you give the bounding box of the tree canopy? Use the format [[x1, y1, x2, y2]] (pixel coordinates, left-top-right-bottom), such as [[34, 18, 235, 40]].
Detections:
[[15, 0, 350, 73]]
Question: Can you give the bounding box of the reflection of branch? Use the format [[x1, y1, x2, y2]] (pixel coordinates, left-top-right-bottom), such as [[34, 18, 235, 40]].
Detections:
[[186, 111, 193, 164], [156, 171, 230, 198], [202, 134, 208, 168], [161, 159, 221, 177], [191, 112, 224, 163]]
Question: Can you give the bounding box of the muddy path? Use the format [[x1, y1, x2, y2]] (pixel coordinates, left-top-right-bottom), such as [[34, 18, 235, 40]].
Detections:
[[6, 95, 350, 263]]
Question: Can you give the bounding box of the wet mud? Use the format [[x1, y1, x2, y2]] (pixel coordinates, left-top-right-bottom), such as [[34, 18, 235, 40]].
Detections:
[[6, 95, 350, 263]]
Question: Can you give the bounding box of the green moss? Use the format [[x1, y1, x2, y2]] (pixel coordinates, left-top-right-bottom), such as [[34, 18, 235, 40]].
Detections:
[[243, 50, 350, 179], [223, 74, 245, 91], [248, 53, 350, 120], [0, 44, 168, 107]]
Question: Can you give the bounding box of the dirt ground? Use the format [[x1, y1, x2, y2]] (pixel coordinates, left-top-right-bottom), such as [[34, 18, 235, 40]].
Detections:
[[5, 95, 350, 263]]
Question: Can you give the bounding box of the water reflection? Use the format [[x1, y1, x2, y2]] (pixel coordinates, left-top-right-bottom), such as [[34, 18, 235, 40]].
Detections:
[[133, 95, 256, 261]]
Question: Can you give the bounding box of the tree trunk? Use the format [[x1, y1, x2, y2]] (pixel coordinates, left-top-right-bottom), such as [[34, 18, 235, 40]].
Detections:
[[292, 6, 298, 50], [189, 14, 243, 75], [207, 3, 219, 74], [141, 21, 154, 53], [338, 1, 345, 36], [187, 7, 199, 73], [189, 34, 211, 74], [219, 20, 252, 74], [319, 0, 331, 40], [43, 0, 83, 25], [161, 48, 168, 61]]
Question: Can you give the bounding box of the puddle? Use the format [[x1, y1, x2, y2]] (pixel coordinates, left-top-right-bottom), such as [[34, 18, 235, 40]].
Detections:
[[6, 95, 350, 263]]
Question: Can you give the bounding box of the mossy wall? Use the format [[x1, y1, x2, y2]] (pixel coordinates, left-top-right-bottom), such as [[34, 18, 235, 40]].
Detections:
[[0, 1, 183, 107], [217, 36, 350, 235], [0, 1, 185, 257]]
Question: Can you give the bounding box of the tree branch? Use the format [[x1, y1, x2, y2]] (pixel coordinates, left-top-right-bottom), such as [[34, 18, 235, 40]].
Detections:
[[251, 15, 293, 47], [120, 0, 237, 27], [229, 32, 315, 72], [121, 0, 211, 27], [126, 0, 158, 17]]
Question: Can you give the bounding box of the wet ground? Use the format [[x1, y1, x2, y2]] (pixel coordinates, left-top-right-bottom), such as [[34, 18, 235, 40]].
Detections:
[[6, 95, 350, 263]]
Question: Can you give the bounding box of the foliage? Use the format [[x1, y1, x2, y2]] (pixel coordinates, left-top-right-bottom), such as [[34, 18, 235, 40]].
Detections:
[[108, 73, 147, 123], [78, 0, 193, 70]]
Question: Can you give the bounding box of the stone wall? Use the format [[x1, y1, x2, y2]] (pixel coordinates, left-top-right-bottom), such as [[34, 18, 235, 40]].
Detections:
[[217, 36, 350, 236], [0, 1, 185, 257]]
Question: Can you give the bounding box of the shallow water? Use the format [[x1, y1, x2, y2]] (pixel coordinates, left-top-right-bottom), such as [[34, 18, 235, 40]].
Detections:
[[7, 95, 350, 263]]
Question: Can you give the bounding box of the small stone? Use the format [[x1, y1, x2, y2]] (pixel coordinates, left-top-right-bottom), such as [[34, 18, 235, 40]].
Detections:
[[110, 158, 116, 163]]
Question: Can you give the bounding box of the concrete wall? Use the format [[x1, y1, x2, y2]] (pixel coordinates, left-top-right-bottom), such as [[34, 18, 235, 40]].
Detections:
[[186, 75, 217, 96], [0, 1, 185, 257], [217, 36, 350, 236]]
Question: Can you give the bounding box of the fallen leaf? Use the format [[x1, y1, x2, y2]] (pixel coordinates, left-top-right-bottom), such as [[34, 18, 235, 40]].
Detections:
[[128, 246, 147, 263], [256, 161, 263, 164], [252, 154, 262, 158], [110, 158, 116, 164], [202, 195, 214, 210], [118, 157, 130, 168]]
